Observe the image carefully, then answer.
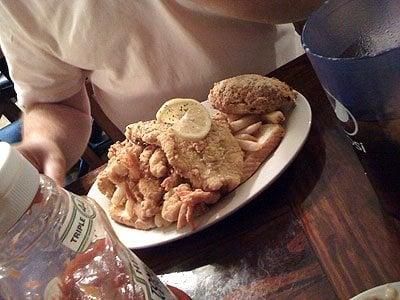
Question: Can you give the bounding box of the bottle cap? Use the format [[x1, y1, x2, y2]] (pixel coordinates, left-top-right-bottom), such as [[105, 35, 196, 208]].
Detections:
[[0, 142, 39, 237]]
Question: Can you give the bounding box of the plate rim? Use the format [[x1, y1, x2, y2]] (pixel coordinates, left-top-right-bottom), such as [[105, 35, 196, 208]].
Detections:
[[87, 91, 312, 249], [350, 282, 400, 300]]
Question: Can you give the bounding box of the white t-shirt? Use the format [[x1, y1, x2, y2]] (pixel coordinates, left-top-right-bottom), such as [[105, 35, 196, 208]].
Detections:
[[0, 1, 303, 130]]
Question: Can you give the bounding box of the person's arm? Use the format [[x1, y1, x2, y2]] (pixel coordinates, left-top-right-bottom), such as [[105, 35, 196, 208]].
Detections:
[[1, 8, 90, 185], [194, 0, 323, 24], [17, 85, 91, 185]]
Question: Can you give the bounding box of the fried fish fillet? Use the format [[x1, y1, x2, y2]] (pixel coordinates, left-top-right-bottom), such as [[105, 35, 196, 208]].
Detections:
[[125, 120, 170, 146], [158, 119, 243, 192], [125, 118, 244, 192]]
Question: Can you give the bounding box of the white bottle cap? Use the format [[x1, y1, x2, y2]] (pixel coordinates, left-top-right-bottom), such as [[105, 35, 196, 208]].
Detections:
[[0, 142, 39, 237]]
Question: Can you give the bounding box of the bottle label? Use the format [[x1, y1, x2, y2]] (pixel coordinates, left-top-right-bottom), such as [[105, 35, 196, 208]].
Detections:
[[129, 252, 176, 300], [58, 194, 102, 252]]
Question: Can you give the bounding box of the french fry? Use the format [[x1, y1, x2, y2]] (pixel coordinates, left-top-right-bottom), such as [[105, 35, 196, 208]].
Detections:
[[229, 115, 260, 132], [237, 139, 261, 152], [234, 133, 258, 142], [261, 111, 285, 124], [242, 124, 286, 181], [236, 121, 262, 135], [255, 124, 285, 147]]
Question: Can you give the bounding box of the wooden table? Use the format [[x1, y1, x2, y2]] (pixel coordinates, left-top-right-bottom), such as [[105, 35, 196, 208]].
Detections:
[[67, 55, 400, 299]]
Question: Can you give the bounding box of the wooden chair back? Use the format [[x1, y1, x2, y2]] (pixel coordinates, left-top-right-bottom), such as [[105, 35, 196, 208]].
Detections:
[[0, 78, 21, 122]]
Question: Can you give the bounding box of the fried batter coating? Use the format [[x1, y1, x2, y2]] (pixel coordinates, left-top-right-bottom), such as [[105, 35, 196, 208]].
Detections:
[[208, 74, 295, 115]]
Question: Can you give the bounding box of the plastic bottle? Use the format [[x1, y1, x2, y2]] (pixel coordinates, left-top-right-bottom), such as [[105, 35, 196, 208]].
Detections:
[[0, 142, 188, 300]]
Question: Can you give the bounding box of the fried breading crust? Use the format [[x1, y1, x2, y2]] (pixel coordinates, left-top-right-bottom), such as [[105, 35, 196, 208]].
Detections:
[[159, 120, 243, 192], [208, 74, 295, 115], [125, 118, 244, 192]]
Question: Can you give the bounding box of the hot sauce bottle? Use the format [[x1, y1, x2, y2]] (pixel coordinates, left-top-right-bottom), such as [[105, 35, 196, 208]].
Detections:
[[0, 142, 189, 300]]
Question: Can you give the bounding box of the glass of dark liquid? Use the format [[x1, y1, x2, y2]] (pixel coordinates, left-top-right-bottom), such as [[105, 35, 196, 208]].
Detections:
[[302, 0, 400, 219]]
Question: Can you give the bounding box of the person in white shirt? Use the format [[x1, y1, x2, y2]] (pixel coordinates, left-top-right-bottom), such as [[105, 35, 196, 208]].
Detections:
[[0, 0, 322, 185]]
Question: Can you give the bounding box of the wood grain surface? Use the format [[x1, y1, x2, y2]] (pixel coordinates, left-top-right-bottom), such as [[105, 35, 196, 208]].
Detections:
[[67, 55, 400, 300], [269, 55, 400, 299]]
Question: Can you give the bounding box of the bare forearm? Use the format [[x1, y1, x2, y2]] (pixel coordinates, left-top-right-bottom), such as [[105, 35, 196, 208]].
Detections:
[[22, 87, 91, 171], [195, 0, 323, 24]]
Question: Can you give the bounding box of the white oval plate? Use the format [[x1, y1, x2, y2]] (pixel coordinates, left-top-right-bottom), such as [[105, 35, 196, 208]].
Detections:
[[87, 92, 312, 249], [351, 282, 400, 300]]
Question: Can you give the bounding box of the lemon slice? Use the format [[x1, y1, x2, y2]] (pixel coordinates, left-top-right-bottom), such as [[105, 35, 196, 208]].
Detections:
[[156, 98, 201, 124], [156, 98, 211, 141]]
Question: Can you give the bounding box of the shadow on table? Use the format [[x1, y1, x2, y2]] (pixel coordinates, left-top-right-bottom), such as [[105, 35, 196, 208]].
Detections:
[[278, 119, 327, 208], [158, 210, 333, 299]]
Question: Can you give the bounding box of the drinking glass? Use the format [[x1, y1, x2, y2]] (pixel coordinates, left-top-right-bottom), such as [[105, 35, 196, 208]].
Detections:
[[302, 0, 400, 218]]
